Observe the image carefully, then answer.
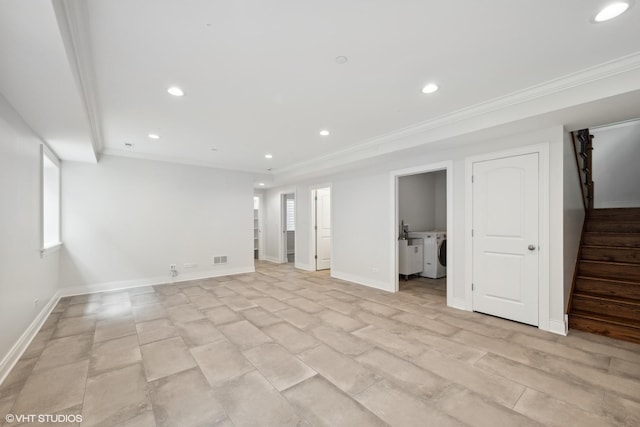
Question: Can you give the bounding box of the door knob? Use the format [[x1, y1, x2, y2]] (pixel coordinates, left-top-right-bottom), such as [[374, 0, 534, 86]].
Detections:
[[528, 244, 536, 251]]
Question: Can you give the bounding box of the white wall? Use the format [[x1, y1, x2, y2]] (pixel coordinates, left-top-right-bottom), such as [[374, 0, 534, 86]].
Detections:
[[563, 130, 586, 313], [59, 155, 255, 293], [397, 170, 446, 233], [592, 120, 640, 208], [435, 170, 447, 230], [0, 94, 60, 380], [398, 173, 436, 232], [264, 125, 571, 333]]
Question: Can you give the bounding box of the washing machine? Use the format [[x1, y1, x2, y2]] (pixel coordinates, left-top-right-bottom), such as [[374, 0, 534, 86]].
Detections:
[[407, 231, 446, 278]]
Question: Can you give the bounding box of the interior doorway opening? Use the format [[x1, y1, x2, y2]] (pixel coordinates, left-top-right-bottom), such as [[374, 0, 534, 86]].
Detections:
[[253, 194, 263, 261], [312, 187, 332, 271], [392, 162, 453, 306], [282, 193, 295, 263]]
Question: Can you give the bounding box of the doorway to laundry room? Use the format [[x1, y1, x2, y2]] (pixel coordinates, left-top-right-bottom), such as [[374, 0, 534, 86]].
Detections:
[[393, 163, 452, 303]]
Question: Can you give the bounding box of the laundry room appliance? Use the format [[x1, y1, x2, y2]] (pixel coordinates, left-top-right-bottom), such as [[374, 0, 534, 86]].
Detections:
[[407, 231, 446, 279]]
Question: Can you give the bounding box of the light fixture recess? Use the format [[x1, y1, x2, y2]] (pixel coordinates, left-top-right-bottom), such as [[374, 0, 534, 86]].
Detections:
[[335, 56, 348, 65], [265, 154, 273, 159], [167, 86, 184, 96], [319, 129, 330, 136], [421, 83, 439, 94], [148, 134, 160, 139], [594, 2, 630, 22], [258, 183, 265, 186]]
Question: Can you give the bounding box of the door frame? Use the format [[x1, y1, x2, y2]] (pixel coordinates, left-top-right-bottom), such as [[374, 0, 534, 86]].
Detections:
[[390, 161, 454, 306], [310, 184, 332, 271], [465, 142, 550, 331]]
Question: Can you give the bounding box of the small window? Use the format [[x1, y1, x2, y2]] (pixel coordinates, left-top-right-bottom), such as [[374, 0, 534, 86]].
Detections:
[[42, 145, 61, 249], [286, 198, 295, 231]]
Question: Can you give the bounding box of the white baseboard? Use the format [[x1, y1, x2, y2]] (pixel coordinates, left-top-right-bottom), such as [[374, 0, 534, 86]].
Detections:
[[0, 291, 60, 386], [294, 262, 314, 272], [331, 270, 394, 292], [448, 297, 467, 311], [59, 266, 255, 297], [597, 200, 640, 208], [263, 256, 283, 264], [548, 317, 568, 336]]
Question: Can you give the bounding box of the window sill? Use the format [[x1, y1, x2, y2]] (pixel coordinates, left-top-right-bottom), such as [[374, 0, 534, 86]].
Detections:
[[41, 243, 63, 257]]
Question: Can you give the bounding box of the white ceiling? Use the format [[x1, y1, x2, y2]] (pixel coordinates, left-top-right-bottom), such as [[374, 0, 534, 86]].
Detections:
[[1, 0, 640, 180]]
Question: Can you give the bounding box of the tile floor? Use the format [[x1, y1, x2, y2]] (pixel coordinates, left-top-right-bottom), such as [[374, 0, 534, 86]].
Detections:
[[1, 262, 640, 426]]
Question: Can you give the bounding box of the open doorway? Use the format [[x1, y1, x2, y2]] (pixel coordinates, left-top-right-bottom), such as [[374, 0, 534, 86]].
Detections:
[[312, 187, 331, 270], [282, 193, 295, 263], [392, 162, 453, 305], [253, 195, 263, 260]]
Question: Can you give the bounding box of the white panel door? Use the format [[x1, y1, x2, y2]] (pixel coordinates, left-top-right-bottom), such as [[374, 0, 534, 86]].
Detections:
[[472, 153, 539, 326], [316, 187, 331, 270]]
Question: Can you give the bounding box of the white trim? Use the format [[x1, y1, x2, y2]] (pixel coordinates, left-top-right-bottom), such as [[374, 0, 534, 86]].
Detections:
[[549, 318, 568, 336], [331, 270, 392, 293], [294, 262, 314, 272], [598, 200, 640, 208], [389, 161, 455, 309], [449, 297, 466, 311], [58, 266, 255, 297], [465, 142, 551, 330], [0, 291, 60, 386], [263, 255, 283, 264]]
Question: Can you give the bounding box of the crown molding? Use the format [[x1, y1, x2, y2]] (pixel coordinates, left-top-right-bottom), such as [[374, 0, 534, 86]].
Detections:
[[274, 51, 640, 181], [52, 0, 102, 162]]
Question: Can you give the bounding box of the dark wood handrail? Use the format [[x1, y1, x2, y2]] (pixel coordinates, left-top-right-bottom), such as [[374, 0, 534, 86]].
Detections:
[[571, 131, 588, 212], [571, 129, 594, 213]]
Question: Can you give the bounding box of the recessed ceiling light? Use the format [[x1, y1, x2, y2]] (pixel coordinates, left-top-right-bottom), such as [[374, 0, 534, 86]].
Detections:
[[210, 148, 218, 152], [319, 129, 330, 136], [258, 183, 265, 186], [124, 142, 134, 148], [265, 154, 273, 159], [335, 56, 348, 65], [148, 133, 160, 139], [167, 86, 184, 97], [421, 83, 439, 94], [595, 2, 630, 21]]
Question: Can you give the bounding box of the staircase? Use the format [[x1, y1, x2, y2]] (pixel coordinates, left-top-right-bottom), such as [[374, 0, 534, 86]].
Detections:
[[569, 208, 640, 344]]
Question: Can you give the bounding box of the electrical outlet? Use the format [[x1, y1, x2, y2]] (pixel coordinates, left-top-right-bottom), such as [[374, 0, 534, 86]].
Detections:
[[169, 264, 177, 270]]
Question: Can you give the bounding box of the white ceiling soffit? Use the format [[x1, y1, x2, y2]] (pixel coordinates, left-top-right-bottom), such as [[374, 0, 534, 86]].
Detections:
[[6, 0, 635, 175], [82, 0, 640, 176], [0, 0, 98, 162]]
